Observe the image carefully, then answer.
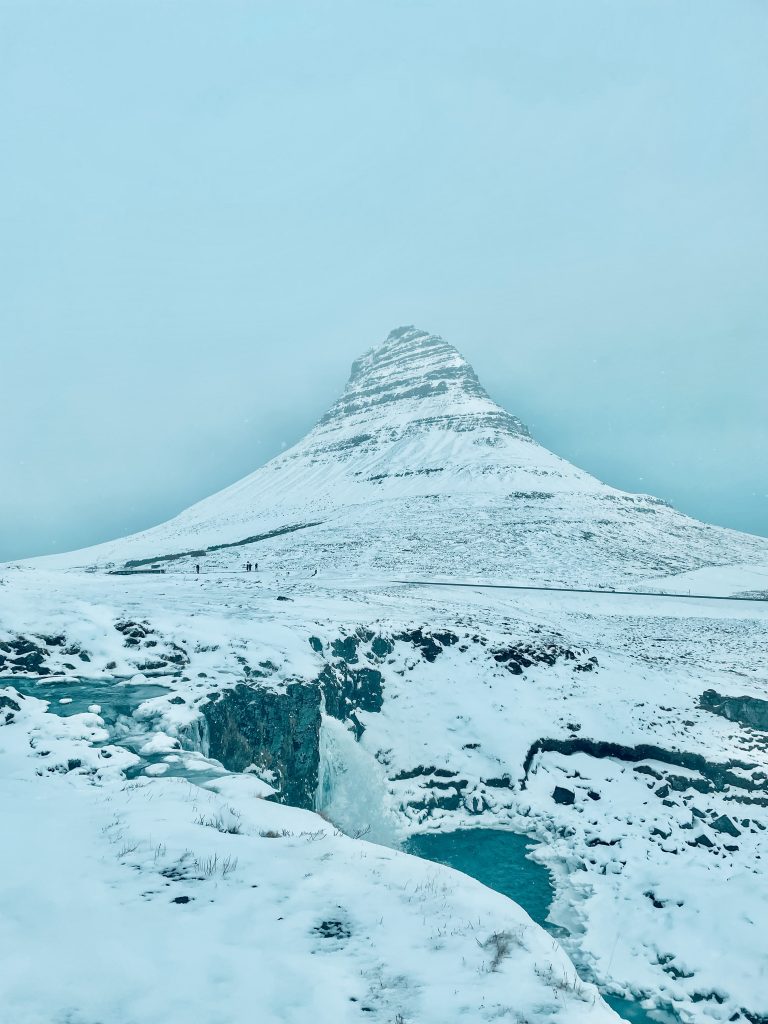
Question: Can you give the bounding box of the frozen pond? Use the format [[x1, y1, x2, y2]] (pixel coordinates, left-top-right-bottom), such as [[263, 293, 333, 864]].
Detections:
[[3, 675, 228, 785], [3, 676, 171, 722], [405, 828, 680, 1024]]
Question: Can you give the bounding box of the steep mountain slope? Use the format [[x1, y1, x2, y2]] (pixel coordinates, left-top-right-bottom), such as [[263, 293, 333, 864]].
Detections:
[[31, 326, 768, 587]]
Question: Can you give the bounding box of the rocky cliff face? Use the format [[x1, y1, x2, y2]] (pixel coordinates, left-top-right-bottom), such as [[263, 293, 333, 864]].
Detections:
[[316, 325, 530, 442], [202, 683, 321, 809]]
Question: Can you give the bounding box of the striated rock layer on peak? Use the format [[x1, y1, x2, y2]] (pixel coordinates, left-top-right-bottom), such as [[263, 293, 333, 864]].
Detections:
[[28, 327, 768, 586], [318, 326, 530, 441]]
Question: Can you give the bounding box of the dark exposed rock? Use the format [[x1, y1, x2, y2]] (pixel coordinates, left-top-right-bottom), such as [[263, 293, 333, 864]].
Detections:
[[316, 663, 384, 724], [491, 642, 596, 675], [483, 774, 513, 789], [431, 778, 466, 791], [464, 794, 490, 814], [116, 620, 152, 641], [661, 961, 694, 980], [521, 737, 758, 794], [330, 636, 361, 663], [313, 919, 350, 939], [0, 636, 51, 676], [668, 774, 710, 794], [553, 786, 576, 806], [408, 791, 463, 813], [122, 521, 323, 570], [394, 628, 458, 662], [644, 890, 666, 909], [0, 691, 21, 725], [742, 1010, 768, 1024], [692, 834, 715, 848], [39, 634, 65, 647], [391, 765, 436, 781], [709, 814, 741, 837], [700, 689, 768, 732], [370, 636, 394, 659], [201, 683, 321, 809]]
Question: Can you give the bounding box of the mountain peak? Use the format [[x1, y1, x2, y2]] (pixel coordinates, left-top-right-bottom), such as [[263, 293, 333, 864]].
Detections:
[[319, 326, 530, 440], [385, 324, 429, 343], [31, 323, 768, 588]]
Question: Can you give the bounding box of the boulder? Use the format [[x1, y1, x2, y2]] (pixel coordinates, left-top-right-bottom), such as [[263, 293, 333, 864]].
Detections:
[[553, 786, 575, 806]]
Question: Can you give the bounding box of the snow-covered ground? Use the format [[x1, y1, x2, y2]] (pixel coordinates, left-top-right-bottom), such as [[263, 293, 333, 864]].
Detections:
[[1, 566, 766, 1022], [3, 327, 767, 1023], [1, 679, 618, 1024]]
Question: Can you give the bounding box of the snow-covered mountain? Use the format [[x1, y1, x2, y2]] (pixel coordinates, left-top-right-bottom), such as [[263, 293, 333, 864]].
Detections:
[[33, 326, 768, 587]]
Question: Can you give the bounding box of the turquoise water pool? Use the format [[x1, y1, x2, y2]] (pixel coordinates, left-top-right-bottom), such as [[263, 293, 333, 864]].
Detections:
[[405, 828, 679, 1024]]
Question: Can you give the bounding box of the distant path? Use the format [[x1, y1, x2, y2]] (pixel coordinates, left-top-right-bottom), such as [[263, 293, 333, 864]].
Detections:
[[104, 568, 768, 604], [393, 579, 768, 604]]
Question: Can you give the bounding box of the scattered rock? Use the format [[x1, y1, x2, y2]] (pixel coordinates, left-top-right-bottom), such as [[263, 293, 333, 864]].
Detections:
[[313, 919, 350, 939], [553, 786, 575, 806], [693, 834, 715, 849], [709, 814, 741, 838]]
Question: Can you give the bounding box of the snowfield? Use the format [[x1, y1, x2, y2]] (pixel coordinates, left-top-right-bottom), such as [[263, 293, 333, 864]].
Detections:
[[3, 328, 767, 1023], [1, 681, 617, 1024]]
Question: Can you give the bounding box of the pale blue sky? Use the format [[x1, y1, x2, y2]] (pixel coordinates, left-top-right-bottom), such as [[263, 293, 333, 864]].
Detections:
[[2, 0, 766, 561]]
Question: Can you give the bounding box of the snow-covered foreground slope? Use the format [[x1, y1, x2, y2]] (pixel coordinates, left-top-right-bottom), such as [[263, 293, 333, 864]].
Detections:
[[0, 684, 617, 1024], [1, 568, 767, 1023], [27, 326, 768, 589]]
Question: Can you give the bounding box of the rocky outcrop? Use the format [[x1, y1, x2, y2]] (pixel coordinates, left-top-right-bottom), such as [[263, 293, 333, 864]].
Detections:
[[319, 326, 531, 440], [310, 627, 465, 735], [700, 689, 768, 732], [122, 521, 322, 570], [492, 641, 596, 675], [0, 634, 90, 677], [521, 736, 759, 793], [0, 636, 50, 676], [201, 683, 321, 809]]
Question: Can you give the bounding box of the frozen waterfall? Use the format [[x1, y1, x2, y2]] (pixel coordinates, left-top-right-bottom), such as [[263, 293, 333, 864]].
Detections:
[[315, 714, 399, 847]]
